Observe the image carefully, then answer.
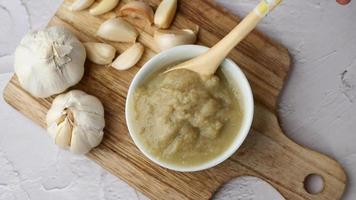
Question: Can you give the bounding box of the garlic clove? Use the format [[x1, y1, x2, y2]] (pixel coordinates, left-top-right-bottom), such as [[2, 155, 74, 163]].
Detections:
[[74, 94, 105, 116], [89, 0, 119, 16], [191, 25, 200, 35], [97, 17, 138, 42], [83, 42, 116, 65], [70, 126, 93, 154], [154, 0, 177, 29], [111, 43, 144, 70], [46, 96, 68, 124], [80, 129, 104, 148], [73, 110, 105, 131], [55, 118, 73, 149], [154, 28, 197, 51], [69, 0, 95, 11], [118, 1, 154, 24], [87, 130, 104, 147]]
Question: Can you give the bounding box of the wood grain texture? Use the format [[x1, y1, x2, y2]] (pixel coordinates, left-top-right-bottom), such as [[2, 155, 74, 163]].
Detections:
[[3, 0, 346, 199]]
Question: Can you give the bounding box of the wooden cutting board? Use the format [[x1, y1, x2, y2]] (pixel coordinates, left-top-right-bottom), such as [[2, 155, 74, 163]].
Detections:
[[3, 0, 347, 199]]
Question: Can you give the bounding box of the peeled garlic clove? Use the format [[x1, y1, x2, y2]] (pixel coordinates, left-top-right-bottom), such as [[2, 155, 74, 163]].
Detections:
[[154, 0, 177, 29], [83, 42, 116, 65], [89, 0, 119, 15], [154, 29, 197, 51], [118, 1, 154, 24], [55, 118, 73, 148], [46, 90, 105, 154], [69, 0, 95, 11], [111, 43, 144, 70], [97, 17, 138, 42]]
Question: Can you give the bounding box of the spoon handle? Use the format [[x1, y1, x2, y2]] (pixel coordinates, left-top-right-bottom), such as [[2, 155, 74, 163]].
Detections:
[[175, 0, 282, 76]]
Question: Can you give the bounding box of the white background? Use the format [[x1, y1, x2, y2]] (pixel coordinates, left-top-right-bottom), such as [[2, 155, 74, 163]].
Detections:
[[1, 0, 355, 199]]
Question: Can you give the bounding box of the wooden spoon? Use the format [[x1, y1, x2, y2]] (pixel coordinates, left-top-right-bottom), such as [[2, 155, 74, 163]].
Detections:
[[165, 0, 282, 77]]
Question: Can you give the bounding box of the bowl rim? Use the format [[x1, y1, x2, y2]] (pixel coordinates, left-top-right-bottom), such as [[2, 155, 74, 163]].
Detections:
[[125, 45, 254, 172]]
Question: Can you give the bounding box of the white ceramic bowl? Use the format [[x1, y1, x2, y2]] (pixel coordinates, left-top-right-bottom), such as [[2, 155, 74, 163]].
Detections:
[[126, 45, 254, 172]]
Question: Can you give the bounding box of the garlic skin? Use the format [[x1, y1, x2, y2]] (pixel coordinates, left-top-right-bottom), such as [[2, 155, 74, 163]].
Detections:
[[154, 29, 197, 51], [111, 43, 144, 70], [89, 0, 120, 16], [83, 42, 116, 65], [69, 0, 95, 11], [118, 1, 154, 24], [154, 0, 177, 29], [46, 90, 105, 154], [14, 26, 86, 98], [97, 17, 138, 42]]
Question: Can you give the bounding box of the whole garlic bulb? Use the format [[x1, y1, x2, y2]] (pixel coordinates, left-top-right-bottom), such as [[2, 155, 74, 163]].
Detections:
[[46, 90, 105, 154], [14, 26, 86, 98]]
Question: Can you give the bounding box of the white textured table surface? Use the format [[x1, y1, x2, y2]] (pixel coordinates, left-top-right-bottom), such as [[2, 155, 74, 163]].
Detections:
[[1, 0, 355, 199]]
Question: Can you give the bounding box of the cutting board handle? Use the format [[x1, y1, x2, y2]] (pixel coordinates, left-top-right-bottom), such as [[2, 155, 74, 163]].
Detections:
[[213, 105, 347, 199]]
